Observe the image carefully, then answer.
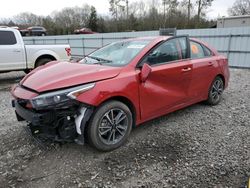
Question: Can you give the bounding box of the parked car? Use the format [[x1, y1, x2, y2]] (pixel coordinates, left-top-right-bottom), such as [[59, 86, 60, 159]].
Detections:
[[20, 26, 47, 36], [0, 28, 71, 73], [74, 28, 97, 34], [11, 36, 229, 151]]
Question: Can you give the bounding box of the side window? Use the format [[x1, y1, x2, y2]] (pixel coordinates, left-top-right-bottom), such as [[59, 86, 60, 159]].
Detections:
[[0, 31, 17, 45], [144, 38, 180, 65], [190, 41, 205, 59]]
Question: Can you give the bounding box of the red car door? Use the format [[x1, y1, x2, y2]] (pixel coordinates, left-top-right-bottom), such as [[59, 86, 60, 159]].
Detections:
[[138, 37, 192, 121], [189, 40, 219, 100]]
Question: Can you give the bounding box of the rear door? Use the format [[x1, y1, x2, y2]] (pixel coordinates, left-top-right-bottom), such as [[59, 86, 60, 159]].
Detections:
[[138, 36, 193, 120], [189, 40, 219, 100], [0, 30, 26, 71]]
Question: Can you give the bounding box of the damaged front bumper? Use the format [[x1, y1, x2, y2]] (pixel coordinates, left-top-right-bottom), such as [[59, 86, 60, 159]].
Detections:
[[12, 99, 93, 143]]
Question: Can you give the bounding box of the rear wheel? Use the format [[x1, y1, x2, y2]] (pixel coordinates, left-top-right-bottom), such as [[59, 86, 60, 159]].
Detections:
[[206, 76, 224, 105], [35, 58, 53, 68], [87, 101, 133, 151]]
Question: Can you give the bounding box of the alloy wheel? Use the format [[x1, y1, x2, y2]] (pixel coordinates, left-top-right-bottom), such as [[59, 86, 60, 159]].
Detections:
[[211, 79, 223, 103], [98, 108, 128, 145]]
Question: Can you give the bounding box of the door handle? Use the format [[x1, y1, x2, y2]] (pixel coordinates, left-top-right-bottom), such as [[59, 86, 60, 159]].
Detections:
[[208, 62, 214, 66], [13, 49, 21, 53], [182, 67, 192, 72]]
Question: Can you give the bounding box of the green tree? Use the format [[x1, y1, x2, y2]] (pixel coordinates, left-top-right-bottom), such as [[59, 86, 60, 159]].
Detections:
[[88, 6, 98, 31], [128, 13, 138, 30], [97, 17, 106, 32], [42, 16, 55, 35], [4, 1, 215, 35]]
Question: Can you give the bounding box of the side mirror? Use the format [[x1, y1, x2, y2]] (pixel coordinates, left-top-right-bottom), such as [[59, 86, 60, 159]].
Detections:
[[140, 63, 152, 83]]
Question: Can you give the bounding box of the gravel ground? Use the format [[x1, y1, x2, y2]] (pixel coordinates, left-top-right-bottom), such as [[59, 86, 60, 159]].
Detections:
[[0, 69, 249, 188]]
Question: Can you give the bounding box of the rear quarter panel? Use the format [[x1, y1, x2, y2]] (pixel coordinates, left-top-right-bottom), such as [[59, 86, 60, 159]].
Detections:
[[218, 55, 230, 89], [191, 39, 229, 96], [200, 55, 228, 100]]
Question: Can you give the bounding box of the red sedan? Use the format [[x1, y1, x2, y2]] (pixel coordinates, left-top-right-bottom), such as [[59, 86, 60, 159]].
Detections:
[[74, 28, 97, 34], [11, 36, 229, 151]]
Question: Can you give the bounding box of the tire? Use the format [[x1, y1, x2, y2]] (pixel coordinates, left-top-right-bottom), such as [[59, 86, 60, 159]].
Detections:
[[87, 100, 133, 151], [206, 76, 224, 105], [35, 58, 53, 68]]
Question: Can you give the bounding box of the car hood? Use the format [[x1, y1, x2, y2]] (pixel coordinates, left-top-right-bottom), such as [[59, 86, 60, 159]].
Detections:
[[21, 62, 122, 92]]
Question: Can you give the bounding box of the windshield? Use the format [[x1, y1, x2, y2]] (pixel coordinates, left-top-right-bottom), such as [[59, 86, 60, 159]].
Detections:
[[80, 39, 152, 66]]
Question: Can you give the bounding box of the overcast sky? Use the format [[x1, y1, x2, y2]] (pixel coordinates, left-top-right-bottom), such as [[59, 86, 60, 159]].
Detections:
[[0, 0, 236, 20]]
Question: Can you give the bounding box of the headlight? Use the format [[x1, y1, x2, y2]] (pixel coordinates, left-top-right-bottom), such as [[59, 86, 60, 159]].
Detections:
[[30, 83, 95, 110]]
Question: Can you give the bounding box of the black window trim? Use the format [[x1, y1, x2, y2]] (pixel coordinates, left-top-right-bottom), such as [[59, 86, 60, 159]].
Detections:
[[136, 35, 191, 68], [201, 44, 213, 57]]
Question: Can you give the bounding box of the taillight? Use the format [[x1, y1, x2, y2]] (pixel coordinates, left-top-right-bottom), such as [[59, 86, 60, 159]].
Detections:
[[65, 48, 71, 56]]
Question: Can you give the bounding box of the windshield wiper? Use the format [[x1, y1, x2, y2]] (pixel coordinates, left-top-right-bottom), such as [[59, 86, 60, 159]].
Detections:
[[85, 55, 112, 63]]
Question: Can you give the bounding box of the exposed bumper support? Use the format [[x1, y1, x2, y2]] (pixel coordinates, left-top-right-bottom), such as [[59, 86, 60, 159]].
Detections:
[[75, 107, 87, 135], [74, 106, 94, 144], [13, 99, 94, 144], [75, 106, 94, 135]]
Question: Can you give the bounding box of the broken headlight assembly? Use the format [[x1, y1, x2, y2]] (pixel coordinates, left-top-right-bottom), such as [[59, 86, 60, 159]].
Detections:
[[30, 83, 95, 110]]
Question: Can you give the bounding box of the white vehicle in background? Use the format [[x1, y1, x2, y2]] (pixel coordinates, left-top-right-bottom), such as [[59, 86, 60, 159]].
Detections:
[[0, 28, 71, 73]]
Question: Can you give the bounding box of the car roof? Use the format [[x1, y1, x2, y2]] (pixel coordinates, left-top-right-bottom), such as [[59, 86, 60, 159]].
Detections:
[[126, 36, 208, 44], [124, 36, 170, 43], [28, 26, 44, 29], [125, 36, 217, 54]]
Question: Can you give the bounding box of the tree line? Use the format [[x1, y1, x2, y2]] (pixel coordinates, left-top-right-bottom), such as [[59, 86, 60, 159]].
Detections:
[[0, 0, 247, 35]]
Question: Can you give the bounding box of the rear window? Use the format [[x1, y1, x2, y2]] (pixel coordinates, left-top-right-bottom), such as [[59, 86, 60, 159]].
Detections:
[[190, 41, 205, 59], [0, 31, 17, 45]]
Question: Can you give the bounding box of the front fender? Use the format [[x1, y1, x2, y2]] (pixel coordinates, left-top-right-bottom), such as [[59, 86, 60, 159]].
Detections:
[[75, 72, 141, 124]]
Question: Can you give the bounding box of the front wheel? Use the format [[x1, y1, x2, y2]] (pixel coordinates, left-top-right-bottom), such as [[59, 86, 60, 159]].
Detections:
[[87, 101, 133, 151], [206, 76, 224, 105]]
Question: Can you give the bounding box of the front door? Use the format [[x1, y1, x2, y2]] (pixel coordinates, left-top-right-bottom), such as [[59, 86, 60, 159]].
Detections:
[[138, 37, 192, 120]]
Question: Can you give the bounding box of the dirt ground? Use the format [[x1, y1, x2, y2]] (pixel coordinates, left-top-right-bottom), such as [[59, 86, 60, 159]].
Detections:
[[0, 69, 249, 188]]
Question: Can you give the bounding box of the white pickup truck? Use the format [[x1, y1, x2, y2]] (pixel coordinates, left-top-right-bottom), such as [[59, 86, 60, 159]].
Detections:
[[0, 28, 71, 73]]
